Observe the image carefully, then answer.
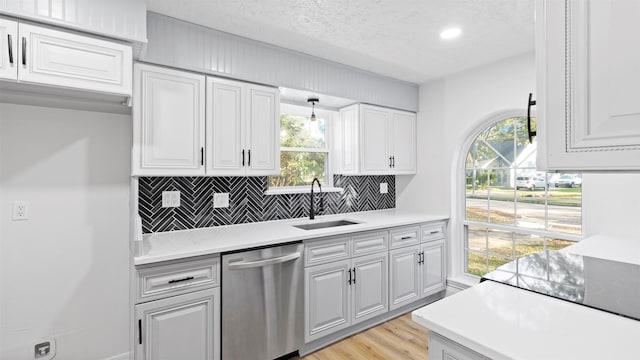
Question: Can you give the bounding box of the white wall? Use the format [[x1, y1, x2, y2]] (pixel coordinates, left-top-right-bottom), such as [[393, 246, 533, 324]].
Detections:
[[396, 51, 640, 272], [0, 103, 131, 360], [397, 52, 536, 214]]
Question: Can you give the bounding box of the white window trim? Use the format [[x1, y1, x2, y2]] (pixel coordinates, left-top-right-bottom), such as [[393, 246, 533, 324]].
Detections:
[[449, 108, 586, 290], [268, 103, 337, 193]]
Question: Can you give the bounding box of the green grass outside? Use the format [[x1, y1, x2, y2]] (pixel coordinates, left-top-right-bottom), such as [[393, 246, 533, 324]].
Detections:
[[466, 186, 582, 207], [466, 239, 576, 277]]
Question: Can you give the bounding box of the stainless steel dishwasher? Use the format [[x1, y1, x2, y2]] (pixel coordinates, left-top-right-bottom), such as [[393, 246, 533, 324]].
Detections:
[[222, 242, 304, 360]]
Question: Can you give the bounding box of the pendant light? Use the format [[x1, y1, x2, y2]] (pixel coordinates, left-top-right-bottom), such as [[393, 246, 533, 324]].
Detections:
[[307, 97, 319, 121]]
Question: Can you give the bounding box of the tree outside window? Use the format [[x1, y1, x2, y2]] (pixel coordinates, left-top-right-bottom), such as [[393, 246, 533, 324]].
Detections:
[[269, 104, 333, 188], [464, 116, 582, 277]]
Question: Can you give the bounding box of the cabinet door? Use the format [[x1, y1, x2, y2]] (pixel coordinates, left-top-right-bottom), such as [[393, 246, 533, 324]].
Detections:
[[305, 259, 351, 343], [389, 245, 421, 311], [537, 0, 640, 170], [206, 77, 244, 175], [351, 252, 388, 325], [391, 111, 417, 174], [135, 287, 220, 360], [420, 240, 446, 297], [360, 105, 391, 174], [133, 64, 206, 175], [0, 19, 18, 80], [246, 84, 280, 175], [336, 104, 360, 174], [17, 23, 132, 95]]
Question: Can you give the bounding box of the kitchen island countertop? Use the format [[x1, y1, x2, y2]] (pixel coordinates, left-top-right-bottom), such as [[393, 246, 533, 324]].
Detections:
[[135, 209, 448, 265], [412, 280, 640, 360]]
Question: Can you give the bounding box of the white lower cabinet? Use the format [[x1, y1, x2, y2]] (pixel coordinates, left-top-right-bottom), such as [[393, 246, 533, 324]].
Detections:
[[429, 332, 490, 360], [420, 240, 446, 296], [305, 250, 389, 342], [305, 259, 352, 342], [389, 245, 421, 310], [351, 252, 388, 325], [304, 221, 447, 346], [390, 240, 446, 310], [134, 255, 221, 360], [135, 287, 220, 360]]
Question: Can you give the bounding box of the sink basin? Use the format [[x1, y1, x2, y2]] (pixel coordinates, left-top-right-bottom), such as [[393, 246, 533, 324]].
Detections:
[[293, 220, 360, 231]]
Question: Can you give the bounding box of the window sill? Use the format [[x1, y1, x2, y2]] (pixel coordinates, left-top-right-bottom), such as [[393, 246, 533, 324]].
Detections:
[[264, 187, 344, 196], [447, 275, 480, 292]]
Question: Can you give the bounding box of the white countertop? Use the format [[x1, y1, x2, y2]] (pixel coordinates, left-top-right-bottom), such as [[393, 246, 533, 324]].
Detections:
[[134, 209, 448, 265], [561, 234, 640, 265], [412, 281, 640, 360]]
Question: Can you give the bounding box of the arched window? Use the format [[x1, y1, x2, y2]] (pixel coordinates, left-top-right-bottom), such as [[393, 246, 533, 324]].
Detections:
[[464, 116, 582, 277]]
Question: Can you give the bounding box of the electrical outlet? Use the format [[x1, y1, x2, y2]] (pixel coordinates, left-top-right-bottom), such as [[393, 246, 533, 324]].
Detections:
[[162, 191, 181, 208], [12, 200, 29, 220], [214, 193, 230, 208], [380, 183, 388, 194], [34, 338, 55, 360]]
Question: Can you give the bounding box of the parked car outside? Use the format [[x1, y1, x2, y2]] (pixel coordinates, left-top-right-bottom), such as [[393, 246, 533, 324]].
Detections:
[[515, 175, 546, 190], [555, 174, 582, 188], [547, 173, 560, 188]]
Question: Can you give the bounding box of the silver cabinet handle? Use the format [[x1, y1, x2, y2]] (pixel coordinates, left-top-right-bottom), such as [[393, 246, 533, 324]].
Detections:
[[227, 252, 301, 270], [7, 34, 13, 64], [21, 36, 26, 66]]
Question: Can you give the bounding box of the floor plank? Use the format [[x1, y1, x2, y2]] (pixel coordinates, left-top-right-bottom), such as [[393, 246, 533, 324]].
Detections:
[[294, 313, 429, 360]]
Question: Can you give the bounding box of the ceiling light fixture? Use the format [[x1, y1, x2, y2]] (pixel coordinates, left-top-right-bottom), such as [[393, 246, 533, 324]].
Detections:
[[307, 97, 319, 121], [440, 27, 462, 39]]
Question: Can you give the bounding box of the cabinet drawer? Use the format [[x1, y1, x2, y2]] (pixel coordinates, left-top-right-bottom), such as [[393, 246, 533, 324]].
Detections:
[[304, 237, 351, 267], [136, 256, 220, 303], [422, 222, 446, 242], [352, 231, 388, 257], [389, 226, 421, 249]]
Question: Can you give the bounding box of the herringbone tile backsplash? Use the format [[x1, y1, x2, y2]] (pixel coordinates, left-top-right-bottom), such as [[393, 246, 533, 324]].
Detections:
[[138, 175, 395, 233]]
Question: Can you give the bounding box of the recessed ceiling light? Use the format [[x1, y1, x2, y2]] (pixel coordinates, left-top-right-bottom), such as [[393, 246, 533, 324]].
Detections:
[[440, 27, 462, 39]]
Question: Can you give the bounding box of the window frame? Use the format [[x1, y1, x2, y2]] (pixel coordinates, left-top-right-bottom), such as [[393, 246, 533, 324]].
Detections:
[[267, 102, 338, 193], [448, 109, 584, 289]]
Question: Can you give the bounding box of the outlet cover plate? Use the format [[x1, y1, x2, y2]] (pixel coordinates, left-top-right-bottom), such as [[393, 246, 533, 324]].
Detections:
[[12, 200, 29, 220], [162, 191, 180, 208], [380, 183, 388, 194], [214, 193, 230, 208], [34, 338, 56, 360]]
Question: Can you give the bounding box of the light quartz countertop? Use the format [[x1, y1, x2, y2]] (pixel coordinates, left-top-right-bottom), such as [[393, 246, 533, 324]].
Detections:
[[412, 280, 640, 360], [134, 209, 448, 265], [561, 234, 640, 265]]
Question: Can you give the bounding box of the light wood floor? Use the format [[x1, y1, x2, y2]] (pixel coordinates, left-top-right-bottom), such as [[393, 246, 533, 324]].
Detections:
[[293, 313, 429, 360]]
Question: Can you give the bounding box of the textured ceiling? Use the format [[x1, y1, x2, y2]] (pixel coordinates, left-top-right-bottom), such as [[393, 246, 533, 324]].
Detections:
[[147, 0, 535, 84]]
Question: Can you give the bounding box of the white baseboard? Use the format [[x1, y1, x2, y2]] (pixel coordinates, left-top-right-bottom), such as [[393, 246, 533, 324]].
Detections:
[[104, 352, 129, 360]]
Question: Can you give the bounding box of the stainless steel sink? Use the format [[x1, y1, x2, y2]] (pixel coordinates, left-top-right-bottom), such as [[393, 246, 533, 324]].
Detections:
[[293, 219, 360, 230]]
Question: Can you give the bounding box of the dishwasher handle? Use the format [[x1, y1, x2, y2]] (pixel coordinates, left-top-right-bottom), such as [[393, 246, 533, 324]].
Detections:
[[227, 252, 301, 270]]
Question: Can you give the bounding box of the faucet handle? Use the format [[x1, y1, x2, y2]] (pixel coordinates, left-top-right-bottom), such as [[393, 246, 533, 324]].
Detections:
[[319, 197, 325, 213]]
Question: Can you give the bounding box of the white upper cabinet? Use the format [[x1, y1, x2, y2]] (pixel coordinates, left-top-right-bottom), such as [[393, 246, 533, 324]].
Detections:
[[0, 18, 17, 80], [18, 23, 132, 96], [133, 64, 206, 176], [206, 77, 280, 176], [246, 84, 279, 174], [361, 105, 392, 173], [391, 111, 417, 174], [0, 0, 147, 43], [132, 65, 280, 177], [206, 78, 244, 174], [0, 19, 132, 96], [336, 104, 416, 175], [537, 0, 640, 170]]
